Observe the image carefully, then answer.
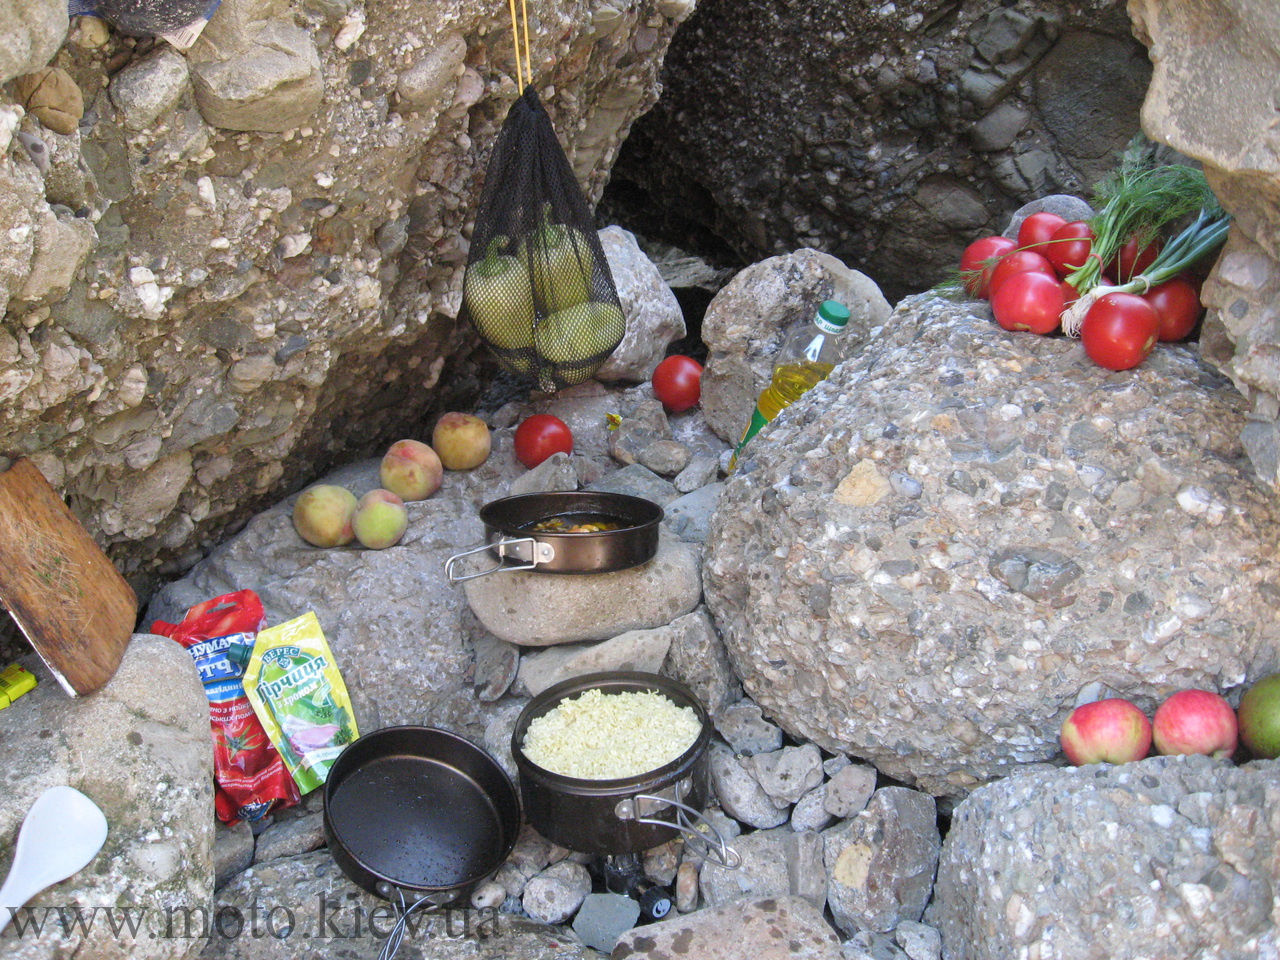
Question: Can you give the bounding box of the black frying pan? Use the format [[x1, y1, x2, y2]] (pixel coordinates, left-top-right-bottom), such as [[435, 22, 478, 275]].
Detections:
[[445, 491, 663, 583], [323, 727, 520, 903]]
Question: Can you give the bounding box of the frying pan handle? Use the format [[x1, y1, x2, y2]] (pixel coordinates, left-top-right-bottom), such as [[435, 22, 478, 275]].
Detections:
[[444, 537, 555, 583], [618, 793, 741, 870]]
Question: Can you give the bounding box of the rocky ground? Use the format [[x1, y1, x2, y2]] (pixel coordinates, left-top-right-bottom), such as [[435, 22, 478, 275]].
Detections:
[[6, 244, 1280, 959]]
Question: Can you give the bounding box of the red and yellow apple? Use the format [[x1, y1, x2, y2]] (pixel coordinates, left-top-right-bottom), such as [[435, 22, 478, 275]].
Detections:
[[1060, 698, 1152, 765], [1152, 689, 1237, 758]]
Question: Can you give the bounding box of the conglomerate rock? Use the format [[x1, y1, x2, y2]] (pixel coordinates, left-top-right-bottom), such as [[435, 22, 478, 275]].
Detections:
[[927, 755, 1280, 960], [0, 0, 687, 600], [703, 293, 1280, 797]]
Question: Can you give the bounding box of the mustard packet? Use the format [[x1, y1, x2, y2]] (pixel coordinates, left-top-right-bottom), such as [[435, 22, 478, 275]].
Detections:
[[239, 612, 359, 794]]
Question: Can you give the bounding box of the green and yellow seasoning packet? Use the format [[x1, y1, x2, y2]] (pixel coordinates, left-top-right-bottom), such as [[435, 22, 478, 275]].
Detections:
[[241, 612, 358, 794]]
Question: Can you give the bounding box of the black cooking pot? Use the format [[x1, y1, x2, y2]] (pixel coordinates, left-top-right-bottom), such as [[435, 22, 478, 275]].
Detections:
[[445, 491, 663, 583], [511, 672, 735, 862], [323, 726, 521, 903]]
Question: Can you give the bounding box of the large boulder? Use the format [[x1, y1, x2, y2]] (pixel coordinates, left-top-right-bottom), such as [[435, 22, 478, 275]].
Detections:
[[927, 755, 1280, 959], [703, 294, 1280, 797], [699, 248, 889, 445], [0, 0, 65, 84], [1131, 0, 1280, 498], [0, 634, 213, 960]]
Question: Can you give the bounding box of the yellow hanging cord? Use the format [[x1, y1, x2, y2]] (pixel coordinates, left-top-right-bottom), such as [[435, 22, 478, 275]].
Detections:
[[521, 0, 533, 89], [508, 0, 532, 92]]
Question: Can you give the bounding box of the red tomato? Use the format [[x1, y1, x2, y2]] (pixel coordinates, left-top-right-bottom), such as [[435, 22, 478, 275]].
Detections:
[[987, 250, 1057, 299], [651, 355, 703, 412], [1142, 276, 1203, 342], [1046, 221, 1097, 277], [991, 271, 1065, 335], [1016, 212, 1067, 252], [1080, 293, 1160, 370], [960, 235, 1017, 298], [513, 414, 573, 469], [1113, 235, 1163, 283], [1061, 279, 1082, 309]]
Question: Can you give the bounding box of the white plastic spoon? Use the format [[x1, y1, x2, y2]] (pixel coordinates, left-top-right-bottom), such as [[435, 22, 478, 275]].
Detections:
[[0, 786, 108, 934]]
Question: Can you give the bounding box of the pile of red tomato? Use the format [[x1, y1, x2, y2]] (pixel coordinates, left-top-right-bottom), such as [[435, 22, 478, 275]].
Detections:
[[960, 212, 1204, 371]]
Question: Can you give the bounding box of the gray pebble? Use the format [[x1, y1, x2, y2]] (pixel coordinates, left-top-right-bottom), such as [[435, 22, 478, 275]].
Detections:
[[572, 893, 640, 952], [714, 700, 783, 756], [896, 920, 943, 960], [825, 763, 877, 819], [748, 743, 824, 806], [522, 860, 592, 924], [791, 782, 835, 832]]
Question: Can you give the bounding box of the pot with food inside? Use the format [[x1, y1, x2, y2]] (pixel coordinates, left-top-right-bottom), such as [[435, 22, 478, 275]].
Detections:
[[511, 671, 738, 865], [444, 491, 662, 583]]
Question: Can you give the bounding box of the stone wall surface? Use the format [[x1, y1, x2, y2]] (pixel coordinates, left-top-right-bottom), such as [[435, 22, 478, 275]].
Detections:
[[603, 0, 1151, 301], [703, 293, 1280, 798], [0, 0, 689, 601]]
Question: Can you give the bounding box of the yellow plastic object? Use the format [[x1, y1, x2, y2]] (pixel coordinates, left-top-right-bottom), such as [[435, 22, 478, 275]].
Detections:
[[0, 664, 37, 709]]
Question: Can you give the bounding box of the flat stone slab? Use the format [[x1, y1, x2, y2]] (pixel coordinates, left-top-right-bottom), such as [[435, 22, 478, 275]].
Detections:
[[0, 633, 213, 960], [463, 533, 701, 645], [612, 895, 843, 960]]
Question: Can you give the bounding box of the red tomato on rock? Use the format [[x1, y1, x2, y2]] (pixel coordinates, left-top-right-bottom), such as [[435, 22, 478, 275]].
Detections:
[[991, 271, 1065, 335], [513, 414, 573, 469], [1046, 221, 1097, 277], [1113, 235, 1163, 284], [1080, 293, 1160, 370], [987, 250, 1057, 299], [651, 355, 703, 412], [960, 235, 1017, 299], [1016, 212, 1067, 253], [1142, 276, 1203, 342]]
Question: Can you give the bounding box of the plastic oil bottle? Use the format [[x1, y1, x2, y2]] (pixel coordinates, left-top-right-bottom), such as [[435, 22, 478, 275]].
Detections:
[[729, 299, 853, 471]]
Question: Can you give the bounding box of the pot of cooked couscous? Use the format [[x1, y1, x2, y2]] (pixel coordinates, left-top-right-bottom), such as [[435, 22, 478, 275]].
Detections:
[[511, 671, 732, 858]]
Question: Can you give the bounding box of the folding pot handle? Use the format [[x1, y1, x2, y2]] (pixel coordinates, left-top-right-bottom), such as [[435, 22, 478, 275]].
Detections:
[[444, 536, 556, 584], [615, 791, 741, 870]]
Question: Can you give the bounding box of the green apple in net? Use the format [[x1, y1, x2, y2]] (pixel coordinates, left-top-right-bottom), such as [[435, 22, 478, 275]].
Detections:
[[520, 223, 592, 314], [534, 301, 625, 364], [464, 241, 535, 350]]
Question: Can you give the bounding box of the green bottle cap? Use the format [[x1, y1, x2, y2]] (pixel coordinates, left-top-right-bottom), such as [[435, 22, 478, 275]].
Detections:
[[225, 639, 255, 670], [815, 300, 850, 334]]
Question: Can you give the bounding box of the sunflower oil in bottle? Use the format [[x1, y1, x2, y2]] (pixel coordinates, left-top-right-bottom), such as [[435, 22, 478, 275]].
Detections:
[[730, 300, 853, 471]]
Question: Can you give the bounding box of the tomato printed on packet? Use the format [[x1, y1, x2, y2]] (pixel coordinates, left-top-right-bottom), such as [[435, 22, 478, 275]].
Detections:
[[152, 590, 300, 824]]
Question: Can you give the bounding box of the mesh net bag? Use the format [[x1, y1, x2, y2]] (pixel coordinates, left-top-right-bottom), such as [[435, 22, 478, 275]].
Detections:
[[461, 86, 625, 392]]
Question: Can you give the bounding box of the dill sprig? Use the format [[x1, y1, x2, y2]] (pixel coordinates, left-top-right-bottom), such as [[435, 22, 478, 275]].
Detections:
[[1067, 159, 1219, 296]]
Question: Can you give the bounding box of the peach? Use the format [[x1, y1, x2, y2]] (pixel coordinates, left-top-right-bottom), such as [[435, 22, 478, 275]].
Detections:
[[380, 439, 443, 501], [293, 484, 358, 547], [352, 489, 409, 549], [432, 413, 491, 470]]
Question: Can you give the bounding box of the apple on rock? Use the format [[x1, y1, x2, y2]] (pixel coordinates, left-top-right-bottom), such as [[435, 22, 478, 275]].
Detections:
[[1152, 689, 1238, 758], [352, 489, 409, 549], [292, 484, 358, 547], [1060, 698, 1152, 765], [1238, 673, 1280, 759], [380, 439, 442, 501], [432, 413, 491, 470]]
